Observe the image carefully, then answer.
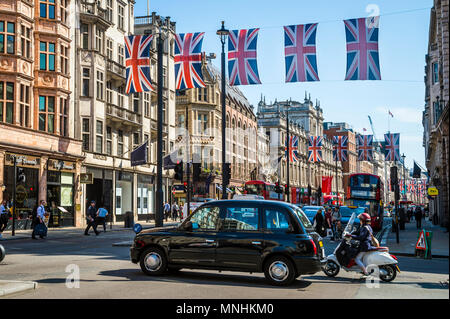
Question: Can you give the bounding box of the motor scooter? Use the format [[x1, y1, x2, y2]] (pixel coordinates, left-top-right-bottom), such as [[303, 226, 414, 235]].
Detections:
[[322, 213, 399, 282], [0, 244, 5, 262]]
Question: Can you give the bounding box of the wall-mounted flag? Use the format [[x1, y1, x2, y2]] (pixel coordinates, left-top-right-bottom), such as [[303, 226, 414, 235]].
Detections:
[[344, 16, 381, 80], [131, 141, 148, 166], [285, 136, 300, 162], [356, 134, 373, 161], [124, 35, 154, 94], [228, 28, 261, 86], [174, 32, 206, 90], [284, 23, 319, 82]]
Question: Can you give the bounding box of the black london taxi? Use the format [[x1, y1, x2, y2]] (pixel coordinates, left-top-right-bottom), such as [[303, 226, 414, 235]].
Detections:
[[130, 200, 326, 285]]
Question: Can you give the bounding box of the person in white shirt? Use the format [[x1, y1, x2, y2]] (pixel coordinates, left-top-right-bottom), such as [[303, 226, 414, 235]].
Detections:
[[0, 201, 9, 237], [32, 200, 46, 239]]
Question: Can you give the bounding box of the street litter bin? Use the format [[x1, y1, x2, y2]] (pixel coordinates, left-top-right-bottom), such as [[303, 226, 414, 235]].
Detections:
[[124, 211, 134, 228]]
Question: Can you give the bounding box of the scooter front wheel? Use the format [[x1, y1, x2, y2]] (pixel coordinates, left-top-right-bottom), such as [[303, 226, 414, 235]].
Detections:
[[0, 244, 5, 262], [379, 265, 397, 282], [322, 260, 340, 277]]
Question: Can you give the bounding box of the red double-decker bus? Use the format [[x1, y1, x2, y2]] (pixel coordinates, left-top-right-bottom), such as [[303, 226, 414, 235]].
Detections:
[[244, 181, 283, 201], [347, 173, 384, 231]]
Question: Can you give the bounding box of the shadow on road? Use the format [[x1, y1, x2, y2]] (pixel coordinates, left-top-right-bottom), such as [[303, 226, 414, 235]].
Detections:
[[96, 268, 313, 290]]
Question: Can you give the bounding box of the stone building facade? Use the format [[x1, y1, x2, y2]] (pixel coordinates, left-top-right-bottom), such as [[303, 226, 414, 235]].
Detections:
[[0, 0, 83, 227], [422, 0, 449, 227]]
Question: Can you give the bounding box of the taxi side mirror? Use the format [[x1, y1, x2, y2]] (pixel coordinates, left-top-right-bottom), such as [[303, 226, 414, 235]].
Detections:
[[182, 221, 193, 232]]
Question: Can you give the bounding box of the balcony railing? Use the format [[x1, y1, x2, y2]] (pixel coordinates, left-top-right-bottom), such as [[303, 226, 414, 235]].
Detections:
[[107, 60, 126, 79], [80, 1, 111, 26], [106, 103, 141, 127]]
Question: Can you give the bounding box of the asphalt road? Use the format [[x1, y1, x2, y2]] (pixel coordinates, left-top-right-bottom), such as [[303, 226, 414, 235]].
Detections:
[[0, 230, 448, 299]]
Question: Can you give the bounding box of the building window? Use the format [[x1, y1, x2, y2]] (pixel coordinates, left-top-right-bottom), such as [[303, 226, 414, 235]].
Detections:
[[0, 82, 14, 124], [38, 96, 55, 133], [133, 94, 139, 112], [198, 114, 208, 134], [144, 133, 149, 160], [162, 67, 167, 87], [177, 113, 185, 128], [82, 68, 90, 97], [106, 0, 113, 22], [198, 88, 207, 102], [82, 118, 90, 151], [106, 38, 113, 60], [0, 21, 15, 54], [96, 120, 103, 153], [133, 132, 140, 149], [60, 44, 69, 75], [95, 27, 103, 53], [118, 44, 124, 65], [59, 97, 68, 137], [117, 86, 124, 108], [19, 84, 30, 127], [144, 92, 150, 117], [106, 81, 113, 103], [40, 0, 56, 19], [117, 4, 124, 30], [60, 0, 68, 24], [40, 41, 55, 71], [432, 62, 439, 84], [20, 25, 31, 58], [96, 71, 104, 100], [118, 129, 124, 156], [81, 23, 89, 49], [106, 126, 112, 155]]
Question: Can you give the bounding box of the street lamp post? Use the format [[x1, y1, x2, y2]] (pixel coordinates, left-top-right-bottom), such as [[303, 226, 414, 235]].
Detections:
[[286, 102, 290, 203], [401, 153, 406, 201], [217, 21, 229, 200]]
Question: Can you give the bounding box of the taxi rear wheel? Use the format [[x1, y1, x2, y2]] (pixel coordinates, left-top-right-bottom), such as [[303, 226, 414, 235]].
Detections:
[[139, 247, 167, 276], [263, 255, 296, 286]]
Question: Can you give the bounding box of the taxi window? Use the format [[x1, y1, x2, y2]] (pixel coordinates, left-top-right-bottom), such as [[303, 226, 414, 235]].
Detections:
[[221, 207, 259, 231], [264, 208, 291, 230], [190, 206, 220, 231]]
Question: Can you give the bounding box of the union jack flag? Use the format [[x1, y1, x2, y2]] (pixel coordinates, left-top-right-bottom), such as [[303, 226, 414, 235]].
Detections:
[[285, 136, 300, 162], [356, 135, 373, 161], [124, 35, 154, 94], [332, 136, 348, 161], [408, 180, 416, 193], [384, 133, 400, 161], [284, 24, 319, 82], [344, 16, 381, 80], [308, 136, 323, 162], [228, 28, 261, 86], [174, 32, 206, 90]]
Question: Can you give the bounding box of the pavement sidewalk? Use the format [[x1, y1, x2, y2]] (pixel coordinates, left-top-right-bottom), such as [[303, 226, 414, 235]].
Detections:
[[386, 217, 449, 258], [0, 219, 181, 241]]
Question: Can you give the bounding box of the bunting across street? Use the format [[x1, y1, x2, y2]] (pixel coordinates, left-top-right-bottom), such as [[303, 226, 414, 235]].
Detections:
[[344, 16, 381, 80], [356, 134, 373, 161], [332, 136, 348, 161], [284, 23, 319, 82], [228, 28, 261, 86], [384, 133, 400, 161], [308, 136, 323, 162], [124, 35, 154, 94], [174, 32, 206, 90]]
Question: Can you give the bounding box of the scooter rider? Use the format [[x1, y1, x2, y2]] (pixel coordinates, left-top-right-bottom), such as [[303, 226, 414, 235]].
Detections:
[[345, 213, 376, 276]]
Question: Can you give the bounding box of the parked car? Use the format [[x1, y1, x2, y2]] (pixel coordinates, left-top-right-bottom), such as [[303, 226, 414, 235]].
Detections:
[[131, 200, 326, 286], [295, 205, 325, 224]]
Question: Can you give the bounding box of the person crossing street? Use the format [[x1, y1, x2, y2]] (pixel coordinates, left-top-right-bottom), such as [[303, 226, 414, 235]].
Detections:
[[85, 201, 99, 236]]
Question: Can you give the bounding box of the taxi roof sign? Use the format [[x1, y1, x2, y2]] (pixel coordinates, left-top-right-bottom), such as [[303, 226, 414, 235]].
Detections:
[[427, 186, 439, 196]]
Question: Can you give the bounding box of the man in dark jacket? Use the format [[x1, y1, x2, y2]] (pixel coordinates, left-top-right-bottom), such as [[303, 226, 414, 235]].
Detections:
[[415, 206, 423, 229], [85, 201, 99, 236], [313, 209, 325, 237]]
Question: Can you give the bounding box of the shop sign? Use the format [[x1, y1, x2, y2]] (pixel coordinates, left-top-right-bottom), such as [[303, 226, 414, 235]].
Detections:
[[15, 185, 28, 203], [5, 153, 40, 168], [427, 187, 438, 197], [80, 173, 93, 184], [48, 159, 76, 172]]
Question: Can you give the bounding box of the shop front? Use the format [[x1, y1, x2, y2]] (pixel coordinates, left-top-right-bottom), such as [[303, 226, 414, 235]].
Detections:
[[3, 153, 40, 228], [85, 167, 113, 222], [137, 174, 155, 221], [115, 171, 133, 222], [46, 159, 77, 227]]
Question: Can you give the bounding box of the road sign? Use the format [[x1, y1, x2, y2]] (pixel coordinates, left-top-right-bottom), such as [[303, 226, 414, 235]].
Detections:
[[427, 186, 438, 197], [415, 230, 426, 250]]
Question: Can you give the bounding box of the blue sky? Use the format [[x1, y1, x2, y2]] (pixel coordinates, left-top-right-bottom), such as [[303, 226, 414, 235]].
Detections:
[[135, 0, 432, 169]]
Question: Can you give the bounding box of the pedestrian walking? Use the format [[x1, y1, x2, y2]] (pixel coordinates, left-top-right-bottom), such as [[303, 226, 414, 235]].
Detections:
[[32, 200, 47, 239], [331, 206, 342, 241], [313, 208, 325, 237], [415, 206, 423, 229], [0, 201, 9, 238], [171, 202, 179, 221], [96, 204, 109, 232], [325, 208, 333, 237], [85, 200, 99, 236], [164, 202, 171, 221]]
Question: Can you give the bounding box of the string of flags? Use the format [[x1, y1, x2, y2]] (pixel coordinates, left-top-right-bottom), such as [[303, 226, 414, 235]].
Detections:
[[124, 15, 381, 94]]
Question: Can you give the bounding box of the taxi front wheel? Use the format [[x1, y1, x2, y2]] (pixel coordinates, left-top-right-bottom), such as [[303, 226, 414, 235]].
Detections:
[[263, 255, 296, 286], [139, 247, 167, 276]]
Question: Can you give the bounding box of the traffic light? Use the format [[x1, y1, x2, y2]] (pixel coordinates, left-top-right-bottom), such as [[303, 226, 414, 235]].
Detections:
[[284, 184, 289, 195], [174, 161, 183, 181], [192, 163, 201, 182], [183, 182, 187, 193], [223, 163, 231, 186], [275, 182, 283, 194]]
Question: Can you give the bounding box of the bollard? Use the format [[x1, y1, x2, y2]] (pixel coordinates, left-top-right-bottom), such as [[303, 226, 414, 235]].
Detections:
[[424, 230, 433, 259]]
